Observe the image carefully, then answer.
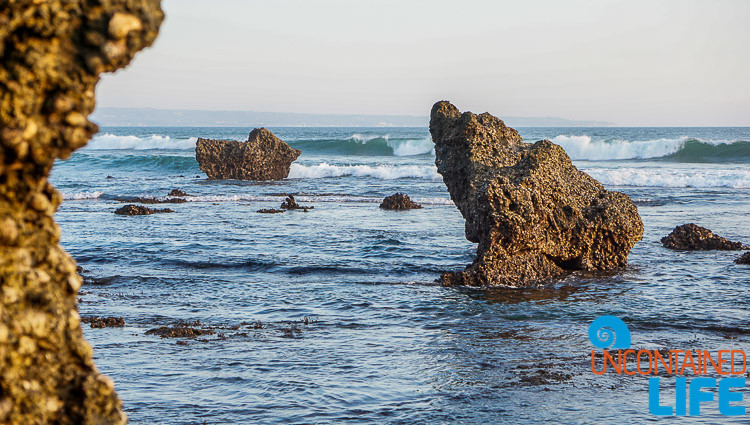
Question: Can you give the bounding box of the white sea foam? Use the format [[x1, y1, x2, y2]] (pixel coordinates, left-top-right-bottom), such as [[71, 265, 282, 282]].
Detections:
[[85, 133, 197, 150], [288, 163, 442, 180], [550, 135, 744, 161], [584, 168, 750, 188], [348, 134, 389, 143], [62, 191, 103, 200], [389, 137, 435, 156]]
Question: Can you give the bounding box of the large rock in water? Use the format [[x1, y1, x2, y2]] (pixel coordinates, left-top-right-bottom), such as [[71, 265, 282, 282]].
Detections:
[[195, 128, 301, 180], [0, 2, 162, 424], [430, 101, 644, 287]]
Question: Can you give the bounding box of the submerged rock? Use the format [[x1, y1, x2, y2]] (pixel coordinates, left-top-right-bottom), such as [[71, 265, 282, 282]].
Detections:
[[257, 208, 285, 214], [280, 195, 313, 211], [0, 2, 162, 423], [736, 252, 750, 265], [429, 101, 643, 287], [380, 193, 423, 210], [168, 189, 191, 197], [114, 204, 174, 216], [661, 224, 745, 250], [195, 128, 301, 180], [81, 316, 125, 329]]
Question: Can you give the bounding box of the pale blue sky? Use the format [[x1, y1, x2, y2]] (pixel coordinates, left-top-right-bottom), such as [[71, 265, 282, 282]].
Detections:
[[97, 0, 750, 126]]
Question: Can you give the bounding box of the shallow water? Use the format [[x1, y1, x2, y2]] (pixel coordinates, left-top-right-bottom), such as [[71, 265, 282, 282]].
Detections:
[[52, 127, 750, 424]]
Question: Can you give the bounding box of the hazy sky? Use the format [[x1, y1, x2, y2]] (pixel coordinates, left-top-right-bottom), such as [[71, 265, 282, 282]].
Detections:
[[97, 0, 750, 126]]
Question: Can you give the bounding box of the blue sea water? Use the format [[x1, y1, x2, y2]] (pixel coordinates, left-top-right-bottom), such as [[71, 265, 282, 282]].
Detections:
[[50, 126, 750, 424]]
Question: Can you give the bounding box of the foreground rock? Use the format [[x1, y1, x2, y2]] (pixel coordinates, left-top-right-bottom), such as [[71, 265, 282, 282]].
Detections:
[[661, 224, 745, 250], [736, 252, 750, 265], [0, 2, 162, 424], [114, 205, 174, 215], [195, 128, 301, 180], [430, 101, 643, 287], [380, 193, 423, 210]]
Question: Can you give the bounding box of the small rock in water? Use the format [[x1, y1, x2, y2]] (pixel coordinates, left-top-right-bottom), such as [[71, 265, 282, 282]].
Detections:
[[735, 252, 750, 264], [106, 175, 114, 179], [168, 189, 191, 197], [115, 204, 174, 216], [81, 316, 125, 328], [380, 193, 422, 210], [280, 195, 313, 211], [661, 223, 745, 250], [257, 208, 285, 214], [145, 324, 214, 338]]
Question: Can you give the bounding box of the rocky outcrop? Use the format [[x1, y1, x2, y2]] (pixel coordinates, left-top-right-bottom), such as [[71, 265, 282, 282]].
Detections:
[[429, 101, 643, 287], [195, 128, 301, 180], [380, 193, 422, 210], [661, 224, 745, 250], [257, 208, 285, 214], [114, 205, 174, 216], [168, 189, 191, 197], [0, 2, 162, 424], [736, 252, 750, 265], [280, 195, 313, 211]]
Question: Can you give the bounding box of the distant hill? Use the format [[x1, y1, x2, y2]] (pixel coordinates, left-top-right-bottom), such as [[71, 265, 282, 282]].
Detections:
[[91, 107, 616, 128]]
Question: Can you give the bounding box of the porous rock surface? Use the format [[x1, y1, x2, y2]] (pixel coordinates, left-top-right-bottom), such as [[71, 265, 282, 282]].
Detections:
[[0, 1, 162, 424], [114, 204, 173, 215], [736, 252, 750, 265], [195, 128, 301, 180], [380, 193, 422, 210], [430, 101, 643, 287], [661, 223, 745, 251]]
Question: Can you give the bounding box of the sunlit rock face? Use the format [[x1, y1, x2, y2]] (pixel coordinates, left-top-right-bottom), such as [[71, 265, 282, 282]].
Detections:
[[196, 128, 301, 180], [0, 2, 162, 423], [430, 101, 643, 287]]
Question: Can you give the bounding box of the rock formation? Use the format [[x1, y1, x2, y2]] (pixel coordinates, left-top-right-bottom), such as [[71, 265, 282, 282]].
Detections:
[[380, 193, 422, 210], [257, 208, 285, 214], [114, 204, 174, 216], [736, 252, 750, 265], [0, 2, 162, 424], [280, 195, 313, 211], [168, 189, 191, 197], [195, 128, 301, 180], [429, 101, 643, 287], [661, 224, 746, 250]]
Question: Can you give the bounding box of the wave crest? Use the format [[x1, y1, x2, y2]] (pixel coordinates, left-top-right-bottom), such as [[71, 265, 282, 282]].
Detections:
[[550, 135, 750, 162], [86, 133, 197, 150]]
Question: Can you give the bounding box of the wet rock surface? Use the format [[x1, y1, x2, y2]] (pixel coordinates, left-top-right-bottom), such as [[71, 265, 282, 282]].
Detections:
[[114, 204, 174, 215], [429, 101, 644, 287], [735, 252, 750, 264], [661, 223, 745, 250], [257, 208, 285, 214], [167, 189, 191, 197], [0, 1, 162, 424], [380, 193, 423, 210], [195, 128, 301, 180], [280, 195, 313, 211], [81, 316, 125, 329]]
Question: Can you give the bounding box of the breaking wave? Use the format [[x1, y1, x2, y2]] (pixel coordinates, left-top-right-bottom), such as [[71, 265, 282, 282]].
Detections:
[[551, 135, 750, 162], [86, 133, 198, 150], [584, 168, 750, 188], [288, 135, 434, 156]]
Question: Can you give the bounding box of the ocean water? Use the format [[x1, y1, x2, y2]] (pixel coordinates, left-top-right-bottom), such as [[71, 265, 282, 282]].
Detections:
[[51, 126, 750, 424]]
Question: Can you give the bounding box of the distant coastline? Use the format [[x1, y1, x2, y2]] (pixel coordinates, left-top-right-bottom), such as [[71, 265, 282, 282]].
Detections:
[[92, 107, 617, 128]]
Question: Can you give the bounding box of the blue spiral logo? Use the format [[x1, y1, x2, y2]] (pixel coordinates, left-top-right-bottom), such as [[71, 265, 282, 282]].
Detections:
[[588, 315, 631, 349]]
